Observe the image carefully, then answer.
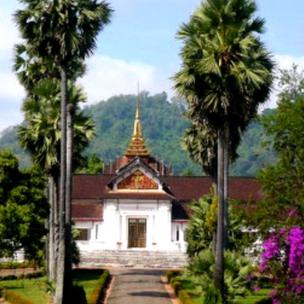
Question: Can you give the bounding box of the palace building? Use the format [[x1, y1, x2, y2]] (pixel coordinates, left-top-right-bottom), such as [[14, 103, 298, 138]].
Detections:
[[71, 100, 262, 266]]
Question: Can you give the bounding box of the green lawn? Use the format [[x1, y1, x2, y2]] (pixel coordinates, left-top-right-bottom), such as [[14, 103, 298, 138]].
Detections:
[[73, 269, 104, 299], [0, 269, 104, 304], [0, 277, 47, 303]]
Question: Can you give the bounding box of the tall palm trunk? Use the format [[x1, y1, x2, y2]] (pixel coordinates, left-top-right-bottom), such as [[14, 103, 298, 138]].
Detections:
[[48, 176, 55, 281], [223, 126, 229, 249], [214, 125, 226, 302], [214, 121, 229, 302], [49, 174, 59, 283], [64, 103, 73, 299], [210, 170, 217, 254], [55, 65, 67, 304]]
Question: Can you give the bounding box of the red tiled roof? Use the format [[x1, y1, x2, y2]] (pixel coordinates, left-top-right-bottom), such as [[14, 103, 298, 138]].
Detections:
[[72, 175, 113, 199], [72, 175, 262, 202], [72, 175, 262, 221], [72, 202, 103, 221], [163, 176, 262, 202]]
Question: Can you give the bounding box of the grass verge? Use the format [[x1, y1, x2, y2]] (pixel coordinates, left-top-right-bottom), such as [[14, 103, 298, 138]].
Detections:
[[0, 269, 110, 304]]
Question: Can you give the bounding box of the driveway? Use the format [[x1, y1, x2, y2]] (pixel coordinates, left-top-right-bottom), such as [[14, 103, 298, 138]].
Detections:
[[107, 269, 172, 304]]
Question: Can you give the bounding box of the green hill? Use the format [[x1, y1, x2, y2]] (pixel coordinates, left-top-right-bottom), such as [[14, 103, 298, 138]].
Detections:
[[0, 92, 275, 176]]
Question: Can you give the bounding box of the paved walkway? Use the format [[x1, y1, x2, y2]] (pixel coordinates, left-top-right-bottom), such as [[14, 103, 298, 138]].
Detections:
[[107, 269, 172, 304]]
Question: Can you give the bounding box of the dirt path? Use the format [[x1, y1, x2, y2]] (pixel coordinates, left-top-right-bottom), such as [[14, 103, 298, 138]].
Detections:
[[107, 269, 173, 304]]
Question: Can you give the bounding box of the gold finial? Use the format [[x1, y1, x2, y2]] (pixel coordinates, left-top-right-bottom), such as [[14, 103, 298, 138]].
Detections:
[[125, 84, 150, 157]]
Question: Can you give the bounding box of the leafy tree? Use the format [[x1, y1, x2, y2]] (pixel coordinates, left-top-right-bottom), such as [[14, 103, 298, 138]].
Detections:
[[186, 194, 217, 257], [183, 119, 240, 183], [0, 150, 48, 264], [15, 1, 111, 302], [243, 66, 304, 234], [174, 0, 273, 296], [76, 153, 103, 174], [186, 192, 250, 258]]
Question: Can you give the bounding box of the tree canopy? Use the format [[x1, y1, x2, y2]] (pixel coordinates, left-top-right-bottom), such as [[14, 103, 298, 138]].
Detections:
[[0, 150, 48, 263]]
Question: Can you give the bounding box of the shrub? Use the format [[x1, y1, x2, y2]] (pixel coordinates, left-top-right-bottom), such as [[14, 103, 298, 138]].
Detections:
[[87, 270, 110, 304], [203, 285, 223, 304], [165, 270, 181, 283], [0, 261, 36, 269], [3, 290, 34, 304], [258, 226, 304, 303], [187, 249, 253, 303], [165, 270, 195, 304], [178, 289, 195, 304], [171, 277, 183, 294]]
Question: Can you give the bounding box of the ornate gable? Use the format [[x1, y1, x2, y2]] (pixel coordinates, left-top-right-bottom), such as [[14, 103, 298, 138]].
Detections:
[[117, 170, 158, 190], [107, 157, 164, 192]]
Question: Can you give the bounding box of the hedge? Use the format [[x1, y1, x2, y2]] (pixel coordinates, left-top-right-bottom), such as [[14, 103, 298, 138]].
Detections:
[[87, 270, 110, 304], [0, 271, 44, 281], [0, 261, 36, 270], [165, 270, 195, 304], [3, 290, 35, 304]]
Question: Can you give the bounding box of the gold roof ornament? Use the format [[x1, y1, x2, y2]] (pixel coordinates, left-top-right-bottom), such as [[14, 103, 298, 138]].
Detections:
[[125, 88, 150, 158]]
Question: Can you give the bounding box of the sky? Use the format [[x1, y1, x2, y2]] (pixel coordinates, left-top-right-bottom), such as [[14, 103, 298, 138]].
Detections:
[[1, 0, 304, 132]]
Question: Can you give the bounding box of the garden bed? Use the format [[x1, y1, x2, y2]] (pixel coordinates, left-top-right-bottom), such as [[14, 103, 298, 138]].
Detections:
[[165, 270, 271, 304], [0, 269, 110, 304]]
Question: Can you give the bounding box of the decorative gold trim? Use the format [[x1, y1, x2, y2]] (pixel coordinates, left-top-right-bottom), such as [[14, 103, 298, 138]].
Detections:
[[125, 92, 150, 157]]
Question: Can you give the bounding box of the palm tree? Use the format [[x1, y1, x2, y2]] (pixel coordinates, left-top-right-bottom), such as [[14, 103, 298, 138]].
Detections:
[[18, 79, 95, 291], [183, 118, 241, 185], [174, 0, 273, 299], [15, 1, 112, 302], [14, 41, 89, 284]]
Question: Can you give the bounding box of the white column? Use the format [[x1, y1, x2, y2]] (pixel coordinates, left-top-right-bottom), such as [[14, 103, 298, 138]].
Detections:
[[103, 200, 119, 249], [156, 201, 171, 250]]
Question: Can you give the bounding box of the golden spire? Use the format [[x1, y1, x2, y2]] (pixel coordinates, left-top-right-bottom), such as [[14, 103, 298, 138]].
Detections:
[[125, 86, 150, 157]]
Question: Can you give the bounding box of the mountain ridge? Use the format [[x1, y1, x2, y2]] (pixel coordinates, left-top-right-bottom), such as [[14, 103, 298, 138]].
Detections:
[[0, 92, 275, 176]]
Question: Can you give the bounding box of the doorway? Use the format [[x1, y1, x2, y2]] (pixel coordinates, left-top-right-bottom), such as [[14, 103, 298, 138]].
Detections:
[[128, 218, 146, 248]]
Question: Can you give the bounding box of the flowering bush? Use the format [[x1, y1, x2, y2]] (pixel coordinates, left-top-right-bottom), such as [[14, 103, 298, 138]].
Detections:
[[259, 226, 304, 304]]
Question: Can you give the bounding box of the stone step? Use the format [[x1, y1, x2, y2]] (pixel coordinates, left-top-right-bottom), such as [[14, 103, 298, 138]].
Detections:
[[80, 250, 188, 269]]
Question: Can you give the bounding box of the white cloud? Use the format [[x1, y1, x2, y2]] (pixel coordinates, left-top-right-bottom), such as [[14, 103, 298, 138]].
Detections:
[[260, 54, 304, 111], [78, 55, 172, 103], [274, 54, 304, 70], [0, 3, 25, 131], [0, 73, 24, 100], [0, 7, 19, 52]]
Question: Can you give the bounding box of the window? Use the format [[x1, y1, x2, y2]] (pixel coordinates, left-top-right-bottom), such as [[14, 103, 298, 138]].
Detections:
[[95, 224, 99, 240], [76, 229, 90, 241], [176, 225, 180, 242]]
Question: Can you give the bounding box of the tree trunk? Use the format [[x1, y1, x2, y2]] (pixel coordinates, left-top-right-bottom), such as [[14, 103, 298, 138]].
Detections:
[[53, 175, 59, 283], [214, 126, 225, 302], [64, 103, 73, 300], [223, 126, 229, 249], [210, 170, 217, 254], [55, 65, 67, 304], [48, 176, 55, 282], [49, 174, 59, 283]]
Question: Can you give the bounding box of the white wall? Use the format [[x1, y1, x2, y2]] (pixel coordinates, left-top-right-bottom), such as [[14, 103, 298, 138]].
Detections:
[[75, 202, 189, 253]]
